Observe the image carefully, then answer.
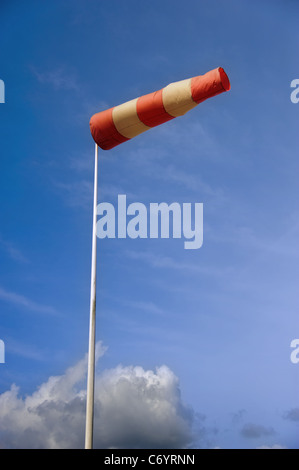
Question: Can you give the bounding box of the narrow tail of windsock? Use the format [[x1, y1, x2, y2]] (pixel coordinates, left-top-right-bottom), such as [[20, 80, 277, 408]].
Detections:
[[90, 67, 230, 150]]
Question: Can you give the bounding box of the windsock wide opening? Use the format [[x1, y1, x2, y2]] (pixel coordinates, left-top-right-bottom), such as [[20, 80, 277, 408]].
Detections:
[[219, 67, 230, 91]]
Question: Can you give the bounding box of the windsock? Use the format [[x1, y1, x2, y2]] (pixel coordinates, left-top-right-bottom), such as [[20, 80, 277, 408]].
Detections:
[[90, 67, 230, 150]]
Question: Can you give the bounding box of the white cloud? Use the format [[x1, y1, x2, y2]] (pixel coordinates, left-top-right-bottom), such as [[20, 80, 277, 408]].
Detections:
[[121, 299, 165, 316], [0, 342, 194, 449], [0, 286, 57, 316], [31, 66, 79, 91], [256, 444, 287, 449], [125, 249, 229, 278], [52, 179, 93, 210], [0, 234, 28, 263]]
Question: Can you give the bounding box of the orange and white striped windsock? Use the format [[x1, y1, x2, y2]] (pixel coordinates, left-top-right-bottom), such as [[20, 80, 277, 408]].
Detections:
[[90, 67, 230, 150]]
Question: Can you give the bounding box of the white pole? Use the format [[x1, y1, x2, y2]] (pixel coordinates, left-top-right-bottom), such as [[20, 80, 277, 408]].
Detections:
[[85, 143, 99, 449]]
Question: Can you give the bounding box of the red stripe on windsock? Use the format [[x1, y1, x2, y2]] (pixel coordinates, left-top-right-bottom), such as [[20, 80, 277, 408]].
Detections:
[[191, 67, 230, 104], [89, 107, 129, 151], [136, 89, 174, 128]]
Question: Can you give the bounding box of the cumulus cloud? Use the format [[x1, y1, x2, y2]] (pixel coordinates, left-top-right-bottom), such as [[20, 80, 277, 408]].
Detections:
[[0, 343, 194, 449]]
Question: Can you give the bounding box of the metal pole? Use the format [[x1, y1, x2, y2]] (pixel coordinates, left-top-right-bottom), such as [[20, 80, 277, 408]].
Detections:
[[85, 143, 98, 449]]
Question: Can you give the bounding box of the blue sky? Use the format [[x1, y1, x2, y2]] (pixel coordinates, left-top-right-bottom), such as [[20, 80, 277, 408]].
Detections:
[[0, 0, 298, 449]]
